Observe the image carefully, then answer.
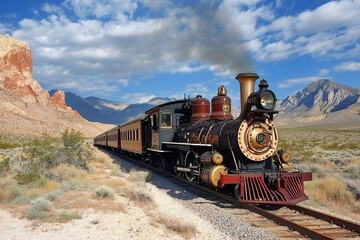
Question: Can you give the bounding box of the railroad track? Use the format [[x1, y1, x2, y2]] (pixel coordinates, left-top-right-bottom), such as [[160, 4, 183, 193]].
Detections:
[[102, 148, 360, 240]]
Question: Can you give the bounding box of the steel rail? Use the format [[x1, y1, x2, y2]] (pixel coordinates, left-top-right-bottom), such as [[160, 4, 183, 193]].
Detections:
[[100, 148, 359, 240], [287, 205, 360, 234]]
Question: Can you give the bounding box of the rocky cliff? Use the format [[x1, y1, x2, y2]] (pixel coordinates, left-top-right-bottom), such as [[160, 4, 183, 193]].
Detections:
[[0, 35, 74, 113], [0, 35, 112, 138]]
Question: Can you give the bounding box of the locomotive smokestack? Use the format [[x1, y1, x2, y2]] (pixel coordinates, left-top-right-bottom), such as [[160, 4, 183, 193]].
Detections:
[[235, 73, 259, 117]]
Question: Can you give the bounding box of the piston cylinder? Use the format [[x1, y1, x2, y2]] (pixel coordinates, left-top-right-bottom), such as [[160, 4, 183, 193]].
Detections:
[[200, 165, 227, 188], [200, 151, 223, 165]]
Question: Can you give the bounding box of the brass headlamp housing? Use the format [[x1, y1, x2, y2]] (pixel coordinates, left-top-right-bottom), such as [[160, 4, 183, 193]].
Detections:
[[247, 79, 276, 111]]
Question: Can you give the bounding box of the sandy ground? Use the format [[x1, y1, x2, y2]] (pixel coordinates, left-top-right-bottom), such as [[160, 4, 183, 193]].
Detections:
[[0, 149, 230, 240]]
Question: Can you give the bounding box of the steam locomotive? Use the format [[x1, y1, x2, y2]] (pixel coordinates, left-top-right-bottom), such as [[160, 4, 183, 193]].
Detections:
[[94, 73, 312, 205]]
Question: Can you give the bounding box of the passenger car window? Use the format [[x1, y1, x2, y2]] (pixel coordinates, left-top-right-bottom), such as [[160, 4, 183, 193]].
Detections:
[[161, 113, 172, 128]]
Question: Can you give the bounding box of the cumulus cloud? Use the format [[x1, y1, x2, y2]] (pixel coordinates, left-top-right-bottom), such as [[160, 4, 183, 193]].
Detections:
[[335, 61, 360, 72], [250, 0, 360, 61], [185, 83, 209, 97], [121, 92, 157, 103], [9, 0, 255, 94], [319, 69, 329, 76], [278, 76, 321, 89], [4, 0, 360, 97]]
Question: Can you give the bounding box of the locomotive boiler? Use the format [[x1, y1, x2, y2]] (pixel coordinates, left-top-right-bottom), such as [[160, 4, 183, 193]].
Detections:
[[170, 73, 311, 204], [94, 72, 312, 205]]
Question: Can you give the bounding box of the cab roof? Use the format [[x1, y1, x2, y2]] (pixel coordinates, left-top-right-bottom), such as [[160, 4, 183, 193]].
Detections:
[[145, 100, 183, 115]]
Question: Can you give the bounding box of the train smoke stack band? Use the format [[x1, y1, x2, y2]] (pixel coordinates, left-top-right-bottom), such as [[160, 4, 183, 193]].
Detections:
[[235, 73, 259, 117]]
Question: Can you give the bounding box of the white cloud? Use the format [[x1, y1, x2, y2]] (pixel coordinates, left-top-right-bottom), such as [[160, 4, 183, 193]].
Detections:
[[278, 76, 321, 89], [248, 1, 360, 61], [141, 0, 171, 11], [4, 0, 360, 97], [319, 69, 329, 76], [335, 61, 360, 72], [185, 83, 209, 97], [9, 0, 256, 94], [121, 93, 157, 103]]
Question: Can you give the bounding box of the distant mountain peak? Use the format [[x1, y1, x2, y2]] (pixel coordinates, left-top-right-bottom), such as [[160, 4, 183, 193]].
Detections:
[[279, 78, 360, 118]]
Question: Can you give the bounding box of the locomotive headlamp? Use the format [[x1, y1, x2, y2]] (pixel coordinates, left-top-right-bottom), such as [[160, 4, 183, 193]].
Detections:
[[259, 90, 276, 110], [247, 79, 277, 111]]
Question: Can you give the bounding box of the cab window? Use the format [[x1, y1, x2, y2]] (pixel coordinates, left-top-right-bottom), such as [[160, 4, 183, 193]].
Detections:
[[161, 113, 172, 128]]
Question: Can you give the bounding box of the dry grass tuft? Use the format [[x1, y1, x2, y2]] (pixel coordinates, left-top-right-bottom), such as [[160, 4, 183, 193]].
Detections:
[[48, 164, 88, 181], [93, 185, 114, 198], [153, 215, 198, 239], [119, 183, 154, 207], [305, 175, 359, 213], [128, 169, 151, 183], [278, 127, 360, 216]]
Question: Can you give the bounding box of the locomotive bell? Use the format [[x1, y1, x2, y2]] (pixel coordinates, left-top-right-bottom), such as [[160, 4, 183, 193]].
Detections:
[[235, 73, 259, 117]]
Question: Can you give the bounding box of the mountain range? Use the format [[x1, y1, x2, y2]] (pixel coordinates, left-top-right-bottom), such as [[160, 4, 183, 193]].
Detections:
[[55, 79, 360, 127], [50, 90, 175, 125], [1, 34, 359, 139], [276, 79, 360, 127]]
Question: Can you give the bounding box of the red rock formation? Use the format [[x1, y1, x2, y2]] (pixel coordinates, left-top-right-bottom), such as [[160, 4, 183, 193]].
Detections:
[[0, 35, 50, 105], [48, 90, 70, 112], [0, 35, 76, 114]]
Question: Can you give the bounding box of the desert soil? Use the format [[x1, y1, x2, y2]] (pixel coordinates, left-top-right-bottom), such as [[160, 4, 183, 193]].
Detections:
[[0, 149, 273, 240]]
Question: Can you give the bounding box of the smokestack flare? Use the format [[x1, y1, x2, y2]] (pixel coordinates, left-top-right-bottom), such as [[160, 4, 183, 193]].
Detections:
[[235, 73, 259, 117]]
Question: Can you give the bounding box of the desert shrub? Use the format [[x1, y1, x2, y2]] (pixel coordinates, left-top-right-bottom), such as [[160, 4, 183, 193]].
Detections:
[[305, 176, 356, 206], [59, 129, 93, 170], [0, 155, 10, 176], [31, 197, 52, 211], [62, 181, 89, 192], [29, 175, 49, 188], [14, 172, 41, 185], [12, 195, 31, 204], [14, 129, 93, 184], [26, 209, 47, 220], [110, 165, 121, 176], [46, 189, 63, 201], [346, 180, 360, 200], [128, 169, 151, 183], [344, 165, 360, 180], [0, 135, 19, 149], [0, 184, 26, 203], [59, 211, 81, 221], [47, 164, 88, 181], [93, 185, 114, 198], [15, 133, 57, 184], [129, 189, 152, 204]]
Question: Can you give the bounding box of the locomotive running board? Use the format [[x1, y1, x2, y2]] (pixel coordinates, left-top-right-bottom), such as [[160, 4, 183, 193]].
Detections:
[[220, 172, 312, 205]]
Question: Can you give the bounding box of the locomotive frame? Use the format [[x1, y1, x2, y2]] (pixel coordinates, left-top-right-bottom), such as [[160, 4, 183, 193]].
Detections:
[[94, 73, 312, 205]]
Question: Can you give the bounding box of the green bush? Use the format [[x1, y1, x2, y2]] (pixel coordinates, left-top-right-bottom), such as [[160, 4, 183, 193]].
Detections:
[[0, 156, 10, 176], [26, 209, 46, 220], [59, 211, 81, 221], [14, 129, 93, 184], [60, 129, 93, 170], [14, 172, 41, 185], [31, 197, 51, 211], [16, 133, 57, 183], [0, 135, 19, 149]]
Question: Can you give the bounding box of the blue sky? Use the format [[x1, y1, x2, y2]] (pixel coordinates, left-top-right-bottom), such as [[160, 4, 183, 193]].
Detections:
[[1, 0, 359, 105]]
